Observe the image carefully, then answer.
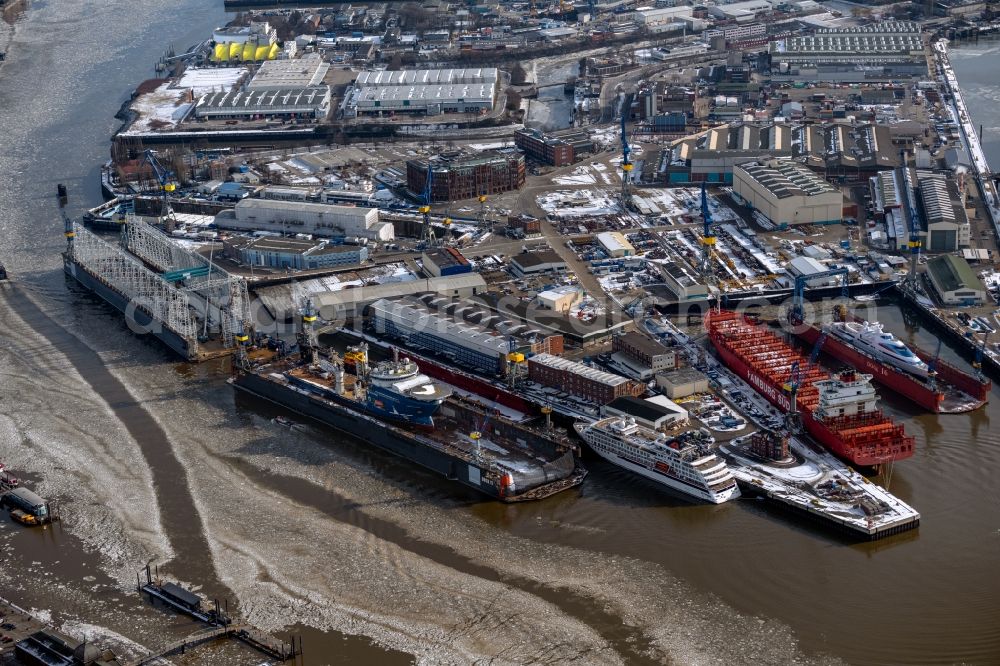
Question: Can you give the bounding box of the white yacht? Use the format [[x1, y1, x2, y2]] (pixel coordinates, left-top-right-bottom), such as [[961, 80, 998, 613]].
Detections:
[[830, 321, 930, 378], [575, 417, 740, 504]]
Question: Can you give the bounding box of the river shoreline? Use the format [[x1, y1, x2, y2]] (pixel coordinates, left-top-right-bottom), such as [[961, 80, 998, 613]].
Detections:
[[0, 0, 28, 74]]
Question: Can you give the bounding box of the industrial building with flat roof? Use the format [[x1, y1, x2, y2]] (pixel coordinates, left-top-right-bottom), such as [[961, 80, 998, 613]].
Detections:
[[926, 254, 987, 305], [771, 22, 926, 80], [597, 232, 635, 257], [510, 250, 567, 277], [214, 198, 394, 240], [371, 297, 514, 374], [871, 168, 971, 252], [194, 86, 331, 120], [255, 274, 488, 322], [422, 247, 472, 277], [369, 295, 563, 374], [633, 5, 693, 25], [655, 366, 709, 398], [773, 22, 923, 66], [659, 121, 898, 184], [613, 331, 677, 372], [345, 67, 498, 117], [733, 159, 843, 227], [248, 54, 329, 89], [514, 128, 575, 167], [223, 236, 368, 270], [406, 150, 525, 202], [528, 353, 643, 404], [602, 395, 688, 430], [659, 261, 707, 301]]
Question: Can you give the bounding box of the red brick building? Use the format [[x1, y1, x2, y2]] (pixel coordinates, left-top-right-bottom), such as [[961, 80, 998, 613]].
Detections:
[[407, 150, 525, 202], [612, 331, 678, 372], [514, 128, 574, 167], [527, 353, 643, 404]]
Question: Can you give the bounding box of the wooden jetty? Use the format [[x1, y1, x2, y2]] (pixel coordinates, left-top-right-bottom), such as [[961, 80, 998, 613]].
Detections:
[[135, 565, 301, 663]]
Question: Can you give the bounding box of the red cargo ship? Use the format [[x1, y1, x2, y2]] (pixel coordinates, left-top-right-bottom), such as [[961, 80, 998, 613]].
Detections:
[[708, 311, 915, 466]]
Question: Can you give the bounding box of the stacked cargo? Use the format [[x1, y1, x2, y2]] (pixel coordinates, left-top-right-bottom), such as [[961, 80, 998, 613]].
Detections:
[[707, 311, 915, 466]]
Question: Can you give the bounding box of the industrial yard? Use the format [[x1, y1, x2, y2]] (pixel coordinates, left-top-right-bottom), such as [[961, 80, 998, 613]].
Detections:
[[4, 0, 1000, 664]]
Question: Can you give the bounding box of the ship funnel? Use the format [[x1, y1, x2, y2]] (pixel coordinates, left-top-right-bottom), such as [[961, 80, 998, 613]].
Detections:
[[334, 364, 345, 395]]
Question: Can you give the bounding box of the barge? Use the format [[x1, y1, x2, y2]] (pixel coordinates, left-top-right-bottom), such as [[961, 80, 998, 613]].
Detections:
[[720, 431, 919, 540]]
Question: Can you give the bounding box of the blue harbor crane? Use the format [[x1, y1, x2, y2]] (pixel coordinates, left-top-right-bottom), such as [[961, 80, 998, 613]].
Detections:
[[620, 105, 633, 207], [699, 182, 715, 280], [140, 149, 179, 228], [789, 267, 850, 325], [973, 331, 989, 381], [808, 329, 828, 368], [781, 329, 828, 434], [926, 337, 942, 391], [900, 151, 923, 293], [58, 183, 74, 252], [781, 360, 804, 434], [418, 165, 434, 244]]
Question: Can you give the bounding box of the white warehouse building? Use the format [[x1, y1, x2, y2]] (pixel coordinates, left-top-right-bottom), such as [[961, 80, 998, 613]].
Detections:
[[345, 68, 499, 117], [632, 6, 693, 26], [248, 54, 330, 89], [214, 199, 394, 241], [733, 159, 843, 227]]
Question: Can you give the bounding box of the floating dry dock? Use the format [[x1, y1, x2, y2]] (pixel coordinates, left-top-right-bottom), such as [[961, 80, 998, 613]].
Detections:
[[63, 219, 251, 362], [720, 432, 920, 540]]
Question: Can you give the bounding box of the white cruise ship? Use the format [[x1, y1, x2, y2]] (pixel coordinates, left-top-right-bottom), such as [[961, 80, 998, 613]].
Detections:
[[829, 321, 930, 378], [575, 417, 740, 504]]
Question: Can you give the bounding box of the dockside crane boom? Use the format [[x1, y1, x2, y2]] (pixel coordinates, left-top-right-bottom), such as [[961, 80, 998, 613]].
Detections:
[[620, 105, 632, 207], [699, 182, 715, 280], [419, 165, 436, 246], [900, 151, 923, 294], [974, 331, 989, 381], [789, 268, 850, 325], [140, 149, 179, 228]]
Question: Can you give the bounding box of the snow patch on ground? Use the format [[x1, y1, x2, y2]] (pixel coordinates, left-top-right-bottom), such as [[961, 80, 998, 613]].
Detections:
[[537, 188, 619, 217], [128, 83, 191, 132]]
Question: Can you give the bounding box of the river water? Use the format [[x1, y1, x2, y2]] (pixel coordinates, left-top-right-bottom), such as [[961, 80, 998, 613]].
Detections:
[[1, 3, 1000, 664], [951, 35, 1000, 170]]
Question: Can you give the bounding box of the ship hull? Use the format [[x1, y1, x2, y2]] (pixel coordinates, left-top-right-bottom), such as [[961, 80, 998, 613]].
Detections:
[[708, 313, 914, 466], [391, 348, 535, 414], [63, 253, 195, 361], [720, 437, 919, 540], [799, 324, 988, 414], [368, 384, 444, 425], [232, 371, 582, 502], [285, 373, 439, 428], [585, 441, 739, 504]]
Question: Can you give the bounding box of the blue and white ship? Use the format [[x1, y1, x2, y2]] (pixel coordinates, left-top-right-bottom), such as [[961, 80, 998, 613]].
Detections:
[[283, 346, 451, 428], [364, 357, 452, 426], [830, 321, 930, 379]]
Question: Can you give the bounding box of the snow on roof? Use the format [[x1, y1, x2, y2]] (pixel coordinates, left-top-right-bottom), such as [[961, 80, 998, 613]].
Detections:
[[176, 67, 248, 95]]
